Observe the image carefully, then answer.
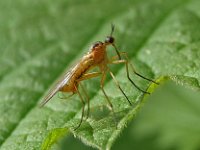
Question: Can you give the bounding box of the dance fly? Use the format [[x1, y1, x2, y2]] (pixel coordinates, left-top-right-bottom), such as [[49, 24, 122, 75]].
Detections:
[[40, 25, 158, 130]]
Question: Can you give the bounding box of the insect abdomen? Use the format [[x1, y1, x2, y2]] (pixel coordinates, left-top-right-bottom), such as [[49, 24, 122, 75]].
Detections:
[[60, 56, 93, 93]]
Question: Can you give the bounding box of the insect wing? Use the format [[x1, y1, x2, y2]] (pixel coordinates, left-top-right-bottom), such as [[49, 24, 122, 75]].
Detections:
[[39, 70, 73, 107]]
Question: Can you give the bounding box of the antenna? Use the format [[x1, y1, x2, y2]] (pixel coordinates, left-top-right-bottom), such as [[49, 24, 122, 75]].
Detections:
[[110, 23, 121, 60], [110, 23, 115, 36]]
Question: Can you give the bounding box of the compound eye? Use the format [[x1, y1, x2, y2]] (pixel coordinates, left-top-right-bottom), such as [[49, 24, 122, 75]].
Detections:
[[105, 36, 114, 44]]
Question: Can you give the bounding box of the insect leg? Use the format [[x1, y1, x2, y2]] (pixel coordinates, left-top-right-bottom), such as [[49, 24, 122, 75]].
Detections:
[[110, 59, 150, 94], [100, 71, 117, 127], [110, 52, 158, 84], [76, 72, 102, 119], [76, 72, 101, 82], [58, 92, 75, 99], [100, 71, 114, 110], [74, 84, 85, 130], [79, 83, 90, 119], [108, 69, 132, 105], [122, 52, 158, 84]]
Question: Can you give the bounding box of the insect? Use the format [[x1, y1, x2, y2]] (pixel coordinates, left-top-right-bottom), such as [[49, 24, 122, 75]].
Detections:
[[40, 25, 158, 130]]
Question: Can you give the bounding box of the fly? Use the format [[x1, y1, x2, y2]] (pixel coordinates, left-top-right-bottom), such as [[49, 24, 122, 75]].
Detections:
[[40, 24, 158, 130]]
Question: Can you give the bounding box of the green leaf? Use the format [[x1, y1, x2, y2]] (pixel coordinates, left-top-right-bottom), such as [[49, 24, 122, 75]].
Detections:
[[113, 81, 200, 150], [41, 128, 68, 150], [0, 0, 200, 150]]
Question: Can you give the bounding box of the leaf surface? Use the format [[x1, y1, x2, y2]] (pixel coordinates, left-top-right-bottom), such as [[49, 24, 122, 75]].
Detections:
[[0, 0, 200, 149]]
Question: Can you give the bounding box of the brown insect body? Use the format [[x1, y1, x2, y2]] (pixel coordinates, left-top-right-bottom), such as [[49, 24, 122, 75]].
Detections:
[[40, 40, 111, 107], [60, 42, 108, 93], [40, 25, 158, 130]]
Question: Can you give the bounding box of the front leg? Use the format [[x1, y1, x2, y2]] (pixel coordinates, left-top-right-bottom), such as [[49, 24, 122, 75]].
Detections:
[[109, 52, 158, 85], [109, 59, 150, 94]]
